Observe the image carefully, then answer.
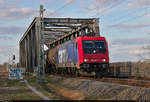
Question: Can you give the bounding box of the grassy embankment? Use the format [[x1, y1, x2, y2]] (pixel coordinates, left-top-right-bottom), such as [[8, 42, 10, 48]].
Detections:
[[0, 77, 41, 100]]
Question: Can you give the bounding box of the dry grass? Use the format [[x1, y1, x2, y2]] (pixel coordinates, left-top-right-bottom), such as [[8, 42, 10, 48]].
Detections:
[[46, 76, 113, 100], [26, 76, 69, 100], [0, 89, 41, 101], [47, 83, 85, 100], [0, 78, 41, 101]]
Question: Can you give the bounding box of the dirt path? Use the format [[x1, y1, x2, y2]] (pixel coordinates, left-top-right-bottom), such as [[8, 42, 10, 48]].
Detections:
[[24, 80, 51, 100]]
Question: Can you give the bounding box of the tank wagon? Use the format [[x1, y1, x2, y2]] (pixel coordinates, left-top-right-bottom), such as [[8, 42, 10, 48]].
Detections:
[[46, 36, 109, 77]]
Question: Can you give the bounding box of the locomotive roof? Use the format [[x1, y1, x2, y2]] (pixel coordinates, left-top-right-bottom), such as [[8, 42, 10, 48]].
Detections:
[[76, 36, 106, 40]]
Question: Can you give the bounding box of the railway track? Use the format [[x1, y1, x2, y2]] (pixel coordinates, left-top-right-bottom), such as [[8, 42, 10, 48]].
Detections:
[[51, 74, 150, 88]]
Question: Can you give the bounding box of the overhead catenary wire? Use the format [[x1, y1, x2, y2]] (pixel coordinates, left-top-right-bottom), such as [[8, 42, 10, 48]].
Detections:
[[107, 7, 149, 24], [90, 0, 127, 35], [96, 7, 150, 35], [91, 0, 150, 25], [91, 0, 126, 18], [47, 0, 76, 16], [112, 8, 150, 25]]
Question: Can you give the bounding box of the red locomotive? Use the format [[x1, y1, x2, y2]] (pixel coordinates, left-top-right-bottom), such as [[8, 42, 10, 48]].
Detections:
[[46, 36, 109, 77]]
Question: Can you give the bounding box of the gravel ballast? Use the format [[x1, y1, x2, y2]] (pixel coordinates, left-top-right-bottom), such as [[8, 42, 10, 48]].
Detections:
[[49, 75, 150, 100]]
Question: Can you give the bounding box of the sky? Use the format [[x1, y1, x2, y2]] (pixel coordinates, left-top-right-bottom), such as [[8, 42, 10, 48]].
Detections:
[[0, 0, 150, 64]]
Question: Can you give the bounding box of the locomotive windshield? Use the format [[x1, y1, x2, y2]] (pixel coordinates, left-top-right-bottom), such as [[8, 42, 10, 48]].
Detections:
[[82, 40, 106, 54]]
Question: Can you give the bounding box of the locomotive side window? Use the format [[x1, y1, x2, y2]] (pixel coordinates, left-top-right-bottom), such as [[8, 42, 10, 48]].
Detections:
[[76, 43, 78, 49], [82, 40, 106, 54]]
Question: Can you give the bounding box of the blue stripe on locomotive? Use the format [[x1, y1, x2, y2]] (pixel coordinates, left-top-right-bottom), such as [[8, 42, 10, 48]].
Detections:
[[56, 41, 78, 64], [67, 43, 74, 62], [75, 43, 79, 63]]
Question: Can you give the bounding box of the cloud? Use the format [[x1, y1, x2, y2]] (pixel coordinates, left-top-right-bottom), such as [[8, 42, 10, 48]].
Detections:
[[105, 23, 150, 32], [0, 0, 39, 20], [0, 1, 61, 20], [0, 0, 21, 9], [0, 26, 25, 35], [65, 0, 76, 5], [86, 0, 123, 15], [127, 0, 150, 10], [0, 8, 37, 20], [129, 49, 145, 55], [0, 45, 19, 64], [110, 37, 150, 46], [0, 36, 12, 40], [44, 10, 60, 17], [110, 45, 143, 62], [109, 37, 150, 62], [140, 12, 150, 23]]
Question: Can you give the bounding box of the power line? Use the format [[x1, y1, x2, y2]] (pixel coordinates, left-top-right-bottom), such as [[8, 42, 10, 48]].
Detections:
[[48, 0, 76, 16], [108, 9, 142, 23], [91, 0, 127, 18], [91, 0, 109, 17], [91, 0, 149, 26], [111, 8, 150, 25], [110, 8, 150, 26]]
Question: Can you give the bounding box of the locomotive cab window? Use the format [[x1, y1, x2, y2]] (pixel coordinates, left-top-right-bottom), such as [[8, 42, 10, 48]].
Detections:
[[95, 41, 105, 49], [83, 41, 93, 48], [82, 40, 106, 54]]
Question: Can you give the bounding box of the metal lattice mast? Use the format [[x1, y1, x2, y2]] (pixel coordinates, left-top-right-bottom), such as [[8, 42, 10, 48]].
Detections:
[[38, 5, 46, 82]]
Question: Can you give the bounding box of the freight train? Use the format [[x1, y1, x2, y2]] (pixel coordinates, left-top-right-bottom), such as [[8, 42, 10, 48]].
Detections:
[[46, 36, 109, 77]]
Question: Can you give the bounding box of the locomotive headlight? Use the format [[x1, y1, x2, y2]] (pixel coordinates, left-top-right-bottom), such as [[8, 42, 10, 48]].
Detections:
[[101, 58, 106, 62], [84, 59, 88, 62]]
